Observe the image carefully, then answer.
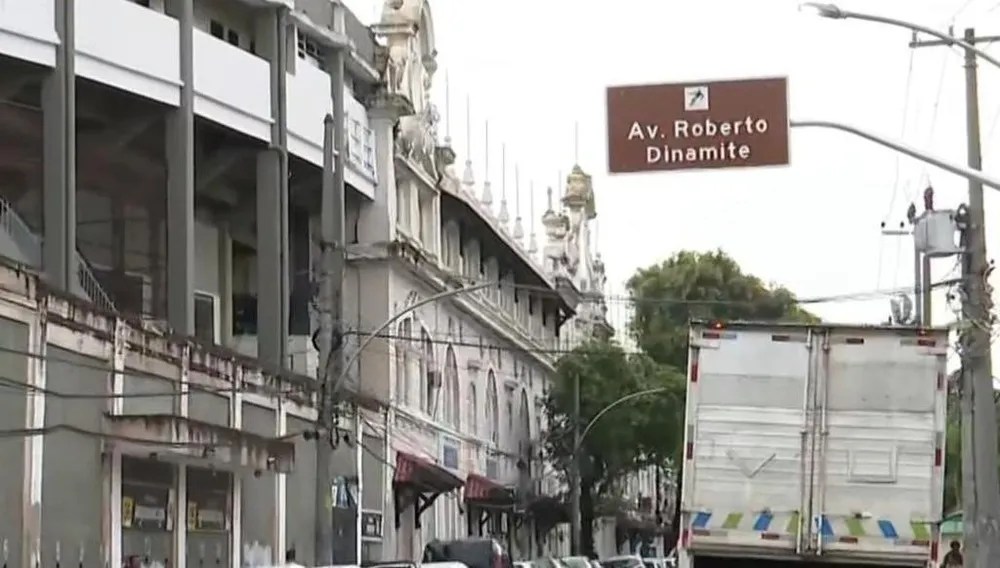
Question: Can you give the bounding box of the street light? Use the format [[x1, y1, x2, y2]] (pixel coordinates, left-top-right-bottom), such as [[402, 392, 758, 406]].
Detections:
[[799, 2, 1000, 69], [789, 119, 1000, 191]]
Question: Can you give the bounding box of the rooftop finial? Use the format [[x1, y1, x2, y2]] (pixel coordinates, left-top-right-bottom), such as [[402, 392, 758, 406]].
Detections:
[[481, 120, 493, 208], [461, 95, 475, 193], [513, 165, 524, 242], [498, 144, 510, 227]]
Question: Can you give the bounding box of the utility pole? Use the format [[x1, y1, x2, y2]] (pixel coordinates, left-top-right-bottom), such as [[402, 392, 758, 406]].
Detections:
[[570, 372, 582, 556], [912, 28, 1000, 567], [315, 47, 348, 566]]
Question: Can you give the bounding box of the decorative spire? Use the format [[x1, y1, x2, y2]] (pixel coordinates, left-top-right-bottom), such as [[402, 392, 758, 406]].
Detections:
[[498, 144, 510, 227], [528, 181, 538, 254], [513, 165, 524, 243], [461, 95, 475, 194], [481, 120, 493, 209]]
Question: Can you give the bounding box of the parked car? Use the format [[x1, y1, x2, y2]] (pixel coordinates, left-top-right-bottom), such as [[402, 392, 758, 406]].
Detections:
[[423, 538, 510, 568], [599, 556, 643, 568]]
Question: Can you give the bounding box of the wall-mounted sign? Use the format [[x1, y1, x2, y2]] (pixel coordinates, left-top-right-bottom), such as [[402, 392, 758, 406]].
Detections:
[[122, 484, 170, 530], [360, 510, 383, 541], [187, 492, 229, 531], [440, 435, 460, 470]]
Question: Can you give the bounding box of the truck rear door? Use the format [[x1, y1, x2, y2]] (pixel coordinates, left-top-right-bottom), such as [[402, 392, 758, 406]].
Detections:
[[811, 327, 947, 565], [682, 325, 811, 556]]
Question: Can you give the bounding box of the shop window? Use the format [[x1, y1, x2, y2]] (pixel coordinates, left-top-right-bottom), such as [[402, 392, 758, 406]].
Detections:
[[121, 457, 175, 568]]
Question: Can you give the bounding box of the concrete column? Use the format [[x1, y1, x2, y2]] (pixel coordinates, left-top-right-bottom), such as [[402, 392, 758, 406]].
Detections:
[[165, 0, 195, 334], [274, 404, 287, 563], [255, 7, 289, 368], [230, 376, 243, 568], [41, 0, 76, 290], [21, 304, 47, 568], [359, 98, 407, 244]]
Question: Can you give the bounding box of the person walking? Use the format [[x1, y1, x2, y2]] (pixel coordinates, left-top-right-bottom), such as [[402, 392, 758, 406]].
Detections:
[[942, 540, 964, 567]]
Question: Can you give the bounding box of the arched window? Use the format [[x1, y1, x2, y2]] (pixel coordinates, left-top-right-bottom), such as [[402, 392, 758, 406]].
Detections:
[[468, 383, 479, 436], [443, 347, 460, 428], [395, 319, 413, 405], [519, 389, 531, 443], [486, 371, 499, 446], [420, 329, 436, 415]]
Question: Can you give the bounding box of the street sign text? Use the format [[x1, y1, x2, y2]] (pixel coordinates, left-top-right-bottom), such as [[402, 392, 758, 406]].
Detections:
[[606, 77, 790, 174]]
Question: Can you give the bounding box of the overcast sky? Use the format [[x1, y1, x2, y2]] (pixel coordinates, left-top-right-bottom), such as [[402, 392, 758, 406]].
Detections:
[[346, 0, 1000, 356]]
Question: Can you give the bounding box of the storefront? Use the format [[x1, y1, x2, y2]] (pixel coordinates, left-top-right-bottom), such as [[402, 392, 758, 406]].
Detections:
[[463, 474, 517, 546], [121, 457, 175, 568], [392, 451, 464, 560]]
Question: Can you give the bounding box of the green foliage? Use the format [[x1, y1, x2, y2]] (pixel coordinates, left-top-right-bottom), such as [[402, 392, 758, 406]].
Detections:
[[544, 339, 686, 487], [627, 249, 819, 370], [944, 410, 961, 513]]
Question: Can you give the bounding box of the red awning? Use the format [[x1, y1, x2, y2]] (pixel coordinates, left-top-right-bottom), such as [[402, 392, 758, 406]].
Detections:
[[393, 451, 464, 493], [464, 473, 516, 506]]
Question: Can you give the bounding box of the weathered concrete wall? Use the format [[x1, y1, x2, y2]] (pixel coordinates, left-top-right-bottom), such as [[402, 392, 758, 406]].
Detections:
[[122, 372, 176, 415], [0, 316, 27, 568], [189, 389, 229, 426], [41, 347, 105, 568], [241, 403, 276, 564], [284, 416, 317, 563]]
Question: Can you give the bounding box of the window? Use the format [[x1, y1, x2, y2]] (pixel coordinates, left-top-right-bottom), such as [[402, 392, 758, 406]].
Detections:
[[420, 330, 437, 416], [486, 371, 499, 446], [443, 347, 460, 428], [209, 20, 225, 39], [296, 32, 324, 68], [506, 392, 513, 441], [131, 0, 151, 6], [395, 319, 413, 405], [194, 292, 219, 343], [226, 29, 240, 47], [468, 383, 478, 437]]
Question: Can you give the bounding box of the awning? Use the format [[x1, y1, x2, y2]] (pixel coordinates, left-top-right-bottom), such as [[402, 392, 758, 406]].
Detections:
[[104, 413, 295, 474], [392, 451, 463, 530], [393, 451, 464, 493], [464, 473, 516, 507]]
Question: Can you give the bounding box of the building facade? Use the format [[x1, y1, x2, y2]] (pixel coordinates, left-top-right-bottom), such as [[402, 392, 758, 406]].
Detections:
[[0, 1, 382, 567], [0, 0, 619, 566]]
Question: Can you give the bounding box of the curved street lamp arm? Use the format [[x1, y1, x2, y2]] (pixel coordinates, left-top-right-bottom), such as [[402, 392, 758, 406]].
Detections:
[[840, 10, 1000, 70], [575, 387, 672, 452], [802, 3, 1000, 70], [790, 119, 1000, 191], [329, 280, 497, 395]]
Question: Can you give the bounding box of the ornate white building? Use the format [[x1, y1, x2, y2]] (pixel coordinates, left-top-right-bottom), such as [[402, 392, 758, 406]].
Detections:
[[339, 0, 617, 561]]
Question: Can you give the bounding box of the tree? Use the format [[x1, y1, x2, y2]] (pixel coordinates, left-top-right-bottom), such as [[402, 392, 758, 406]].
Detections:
[[626, 249, 818, 549], [628, 249, 818, 371], [544, 339, 685, 557]]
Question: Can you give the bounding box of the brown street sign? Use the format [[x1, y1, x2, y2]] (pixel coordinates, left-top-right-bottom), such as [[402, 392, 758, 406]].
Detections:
[[606, 77, 790, 174]]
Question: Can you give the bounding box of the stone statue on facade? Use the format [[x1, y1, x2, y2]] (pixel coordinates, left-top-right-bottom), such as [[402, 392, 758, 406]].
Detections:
[[397, 103, 438, 178]]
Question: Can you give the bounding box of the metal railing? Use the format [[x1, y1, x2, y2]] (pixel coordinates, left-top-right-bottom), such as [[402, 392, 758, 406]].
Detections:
[[0, 196, 115, 312]]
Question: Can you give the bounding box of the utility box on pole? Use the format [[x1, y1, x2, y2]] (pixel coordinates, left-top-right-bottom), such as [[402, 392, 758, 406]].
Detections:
[[913, 210, 963, 257]]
